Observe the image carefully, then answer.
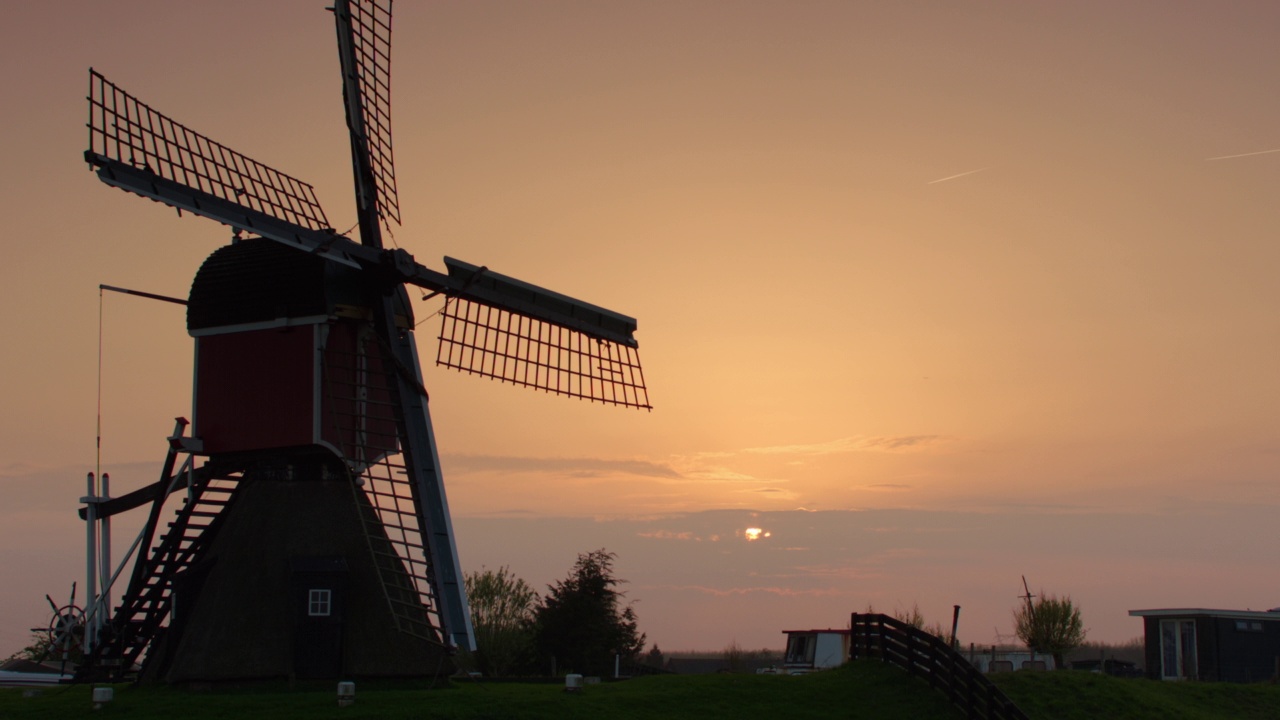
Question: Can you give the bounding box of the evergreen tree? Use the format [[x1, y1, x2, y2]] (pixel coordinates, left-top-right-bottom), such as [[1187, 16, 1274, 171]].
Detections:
[[644, 643, 665, 669], [532, 549, 645, 676]]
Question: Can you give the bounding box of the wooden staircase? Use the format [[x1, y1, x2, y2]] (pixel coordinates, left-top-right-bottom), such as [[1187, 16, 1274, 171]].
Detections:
[[78, 446, 242, 682]]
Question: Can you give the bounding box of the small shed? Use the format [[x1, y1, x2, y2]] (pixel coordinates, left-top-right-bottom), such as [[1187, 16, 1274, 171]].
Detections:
[[967, 649, 1054, 673], [782, 629, 851, 672], [1129, 608, 1280, 682], [0, 659, 72, 687]]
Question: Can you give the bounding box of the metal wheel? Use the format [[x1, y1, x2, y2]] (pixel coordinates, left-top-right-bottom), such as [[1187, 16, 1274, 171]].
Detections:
[[45, 595, 86, 654]]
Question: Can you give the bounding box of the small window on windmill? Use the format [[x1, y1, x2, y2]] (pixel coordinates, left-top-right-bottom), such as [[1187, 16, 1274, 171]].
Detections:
[[308, 588, 333, 617]]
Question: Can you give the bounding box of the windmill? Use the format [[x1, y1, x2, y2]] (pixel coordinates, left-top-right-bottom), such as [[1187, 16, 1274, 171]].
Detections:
[[78, 0, 648, 683]]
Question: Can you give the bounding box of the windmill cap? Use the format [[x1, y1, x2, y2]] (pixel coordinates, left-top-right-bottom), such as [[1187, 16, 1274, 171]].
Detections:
[[187, 238, 370, 333]]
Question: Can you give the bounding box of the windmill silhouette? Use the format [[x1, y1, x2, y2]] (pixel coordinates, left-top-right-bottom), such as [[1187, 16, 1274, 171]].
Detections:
[[78, 0, 648, 683]]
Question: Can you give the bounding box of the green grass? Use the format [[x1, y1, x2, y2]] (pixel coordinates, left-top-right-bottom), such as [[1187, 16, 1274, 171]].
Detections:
[[4, 664, 1280, 720], [993, 669, 1280, 720], [0, 662, 960, 720]]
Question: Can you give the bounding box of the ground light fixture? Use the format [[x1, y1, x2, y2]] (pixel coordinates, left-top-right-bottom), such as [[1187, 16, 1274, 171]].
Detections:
[[91, 686, 113, 710]]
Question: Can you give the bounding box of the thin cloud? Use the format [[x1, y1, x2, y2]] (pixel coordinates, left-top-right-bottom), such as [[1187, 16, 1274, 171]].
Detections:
[[445, 453, 682, 479], [683, 467, 765, 483], [792, 564, 877, 580], [650, 584, 847, 598], [965, 500, 1108, 514], [0, 460, 159, 482], [863, 547, 927, 564], [927, 167, 987, 184], [636, 530, 698, 541], [740, 435, 944, 457], [1206, 148, 1280, 161], [863, 483, 912, 492], [462, 508, 540, 518], [0, 461, 42, 477]]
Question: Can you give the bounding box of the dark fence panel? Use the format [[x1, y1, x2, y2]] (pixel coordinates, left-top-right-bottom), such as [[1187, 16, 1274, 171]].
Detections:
[[850, 613, 1028, 720]]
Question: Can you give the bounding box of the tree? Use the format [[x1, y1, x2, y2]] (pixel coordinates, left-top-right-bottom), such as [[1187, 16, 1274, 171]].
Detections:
[[532, 549, 645, 676], [644, 644, 665, 669], [723, 640, 746, 673], [5, 628, 83, 667], [723, 641, 774, 673], [1013, 591, 1086, 669], [4, 632, 52, 665], [464, 566, 538, 677], [874, 603, 951, 645]]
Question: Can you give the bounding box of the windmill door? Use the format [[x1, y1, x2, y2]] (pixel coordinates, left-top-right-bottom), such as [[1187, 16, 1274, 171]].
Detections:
[[290, 558, 349, 679]]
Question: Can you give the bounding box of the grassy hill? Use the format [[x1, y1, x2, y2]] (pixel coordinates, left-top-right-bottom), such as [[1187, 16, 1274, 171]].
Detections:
[[993, 669, 1280, 720], [3, 662, 956, 720], [3, 662, 1279, 719]]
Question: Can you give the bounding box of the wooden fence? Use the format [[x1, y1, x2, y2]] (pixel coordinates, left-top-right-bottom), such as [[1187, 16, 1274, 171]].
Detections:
[[849, 613, 1029, 720]]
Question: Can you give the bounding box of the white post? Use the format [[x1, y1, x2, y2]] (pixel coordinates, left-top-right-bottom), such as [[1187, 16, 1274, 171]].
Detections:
[[99, 473, 112, 628], [83, 472, 98, 653]]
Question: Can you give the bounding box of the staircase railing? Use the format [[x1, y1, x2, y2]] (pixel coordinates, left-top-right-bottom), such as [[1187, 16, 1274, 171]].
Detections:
[[79, 454, 241, 682], [849, 613, 1028, 720]]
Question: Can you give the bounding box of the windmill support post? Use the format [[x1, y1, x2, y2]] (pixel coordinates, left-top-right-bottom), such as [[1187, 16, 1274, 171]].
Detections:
[[386, 310, 474, 651], [80, 471, 116, 654], [81, 473, 97, 653], [99, 473, 111, 637], [950, 605, 961, 648]]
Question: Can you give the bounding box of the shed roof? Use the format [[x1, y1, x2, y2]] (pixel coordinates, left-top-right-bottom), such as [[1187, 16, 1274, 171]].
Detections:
[[1129, 608, 1280, 621]]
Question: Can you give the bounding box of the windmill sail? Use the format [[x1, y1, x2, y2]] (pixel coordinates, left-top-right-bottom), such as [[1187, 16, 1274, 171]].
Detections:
[[334, 0, 475, 653], [433, 259, 650, 409], [85, 70, 359, 268], [334, 0, 398, 244], [85, 70, 650, 410]]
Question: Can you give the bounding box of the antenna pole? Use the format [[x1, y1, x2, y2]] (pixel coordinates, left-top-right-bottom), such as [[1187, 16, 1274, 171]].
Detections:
[[1020, 575, 1037, 623], [96, 288, 103, 485], [1019, 574, 1038, 657]]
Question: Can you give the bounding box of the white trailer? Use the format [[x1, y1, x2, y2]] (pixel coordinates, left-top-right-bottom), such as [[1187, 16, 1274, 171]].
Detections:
[[781, 629, 852, 672]]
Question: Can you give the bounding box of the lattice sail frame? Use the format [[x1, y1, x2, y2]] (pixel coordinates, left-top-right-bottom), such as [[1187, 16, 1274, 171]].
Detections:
[[321, 325, 445, 641], [437, 298, 651, 409], [353, 451, 442, 641], [338, 0, 399, 228], [86, 70, 331, 232]]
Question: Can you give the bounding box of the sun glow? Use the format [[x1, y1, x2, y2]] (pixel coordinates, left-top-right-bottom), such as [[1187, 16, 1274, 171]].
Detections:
[[744, 527, 771, 541]]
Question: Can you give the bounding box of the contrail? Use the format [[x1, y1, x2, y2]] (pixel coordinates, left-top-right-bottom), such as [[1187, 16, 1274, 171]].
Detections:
[[927, 167, 986, 184], [1206, 148, 1280, 161]]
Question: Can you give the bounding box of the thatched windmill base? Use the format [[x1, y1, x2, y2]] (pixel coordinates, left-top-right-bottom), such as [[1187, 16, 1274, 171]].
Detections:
[[140, 469, 452, 684]]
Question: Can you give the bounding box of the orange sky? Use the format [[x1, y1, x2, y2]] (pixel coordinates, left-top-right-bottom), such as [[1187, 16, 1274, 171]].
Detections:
[[2, 1, 1280, 654]]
